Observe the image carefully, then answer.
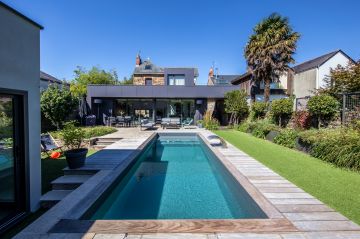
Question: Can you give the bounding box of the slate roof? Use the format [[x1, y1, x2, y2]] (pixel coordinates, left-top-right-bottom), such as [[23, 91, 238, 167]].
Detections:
[[0, 1, 43, 29], [212, 75, 241, 85], [133, 60, 164, 74], [292, 50, 354, 74], [230, 72, 252, 85], [40, 71, 68, 85]]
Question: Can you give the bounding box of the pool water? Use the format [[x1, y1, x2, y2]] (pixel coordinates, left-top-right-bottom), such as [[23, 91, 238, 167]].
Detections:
[[89, 134, 266, 220]]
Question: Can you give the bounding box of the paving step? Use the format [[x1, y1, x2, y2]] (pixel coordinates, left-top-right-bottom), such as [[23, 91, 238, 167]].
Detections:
[[40, 190, 72, 208], [96, 137, 121, 142], [63, 167, 98, 176], [95, 141, 115, 146], [93, 145, 106, 150], [51, 175, 92, 190]]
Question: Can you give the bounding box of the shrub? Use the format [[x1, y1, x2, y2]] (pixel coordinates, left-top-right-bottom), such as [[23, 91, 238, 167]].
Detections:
[[224, 90, 249, 125], [41, 87, 78, 129], [274, 129, 298, 148], [203, 110, 220, 130], [251, 102, 268, 120], [307, 94, 339, 128], [83, 126, 117, 139], [270, 97, 294, 127], [298, 128, 360, 170], [251, 120, 278, 139], [293, 111, 311, 130], [61, 122, 85, 150]]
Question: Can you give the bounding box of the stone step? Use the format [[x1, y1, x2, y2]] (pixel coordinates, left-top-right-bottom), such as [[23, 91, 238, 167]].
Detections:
[[95, 141, 115, 146], [40, 190, 72, 208], [51, 175, 92, 190], [96, 137, 121, 142], [63, 167, 98, 175]]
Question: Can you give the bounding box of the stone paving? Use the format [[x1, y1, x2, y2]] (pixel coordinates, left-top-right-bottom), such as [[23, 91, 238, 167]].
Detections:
[[15, 127, 360, 239]]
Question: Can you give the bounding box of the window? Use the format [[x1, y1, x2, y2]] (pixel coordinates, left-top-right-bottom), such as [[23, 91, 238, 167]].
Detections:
[[145, 65, 152, 70], [168, 75, 185, 85], [145, 78, 152, 85]]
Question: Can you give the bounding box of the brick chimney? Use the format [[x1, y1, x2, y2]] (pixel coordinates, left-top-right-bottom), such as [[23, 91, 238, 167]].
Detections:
[[136, 53, 142, 67], [207, 67, 214, 85]]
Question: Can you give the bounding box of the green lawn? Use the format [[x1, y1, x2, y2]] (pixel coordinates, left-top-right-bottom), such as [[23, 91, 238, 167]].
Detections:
[[214, 130, 360, 225], [2, 149, 97, 239]]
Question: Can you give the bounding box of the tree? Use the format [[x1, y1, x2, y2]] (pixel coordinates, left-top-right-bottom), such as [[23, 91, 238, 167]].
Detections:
[[307, 94, 339, 128], [251, 101, 268, 120], [224, 90, 249, 125], [321, 60, 360, 95], [120, 75, 134, 85], [245, 13, 300, 103], [270, 97, 294, 127], [70, 66, 119, 97], [41, 87, 78, 130]]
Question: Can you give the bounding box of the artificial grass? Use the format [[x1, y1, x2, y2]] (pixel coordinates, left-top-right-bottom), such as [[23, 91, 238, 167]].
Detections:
[[214, 130, 360, 225], [2, 149, 97, 239]]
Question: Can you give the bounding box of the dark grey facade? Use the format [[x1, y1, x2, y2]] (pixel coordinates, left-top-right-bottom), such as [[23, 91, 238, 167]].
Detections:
[[163, 68, 198, 86]]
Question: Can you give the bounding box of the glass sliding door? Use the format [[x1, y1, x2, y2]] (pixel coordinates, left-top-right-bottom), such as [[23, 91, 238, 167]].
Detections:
[[0, 93, 26, 232]]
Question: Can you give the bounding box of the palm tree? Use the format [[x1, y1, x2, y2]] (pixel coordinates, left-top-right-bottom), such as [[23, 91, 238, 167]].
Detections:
[[245, 13, 300, 103]]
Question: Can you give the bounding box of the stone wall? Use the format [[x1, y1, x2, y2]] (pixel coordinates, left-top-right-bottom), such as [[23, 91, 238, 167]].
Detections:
[[133, 75, 165, 85]]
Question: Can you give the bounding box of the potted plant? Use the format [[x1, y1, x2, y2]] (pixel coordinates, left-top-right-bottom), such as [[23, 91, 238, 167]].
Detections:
[[197, 120, 204, 128], [61, 122, 87, 169]]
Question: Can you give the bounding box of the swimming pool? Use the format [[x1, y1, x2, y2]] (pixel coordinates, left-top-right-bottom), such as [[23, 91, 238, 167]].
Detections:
[[87, 133, 267, 220]]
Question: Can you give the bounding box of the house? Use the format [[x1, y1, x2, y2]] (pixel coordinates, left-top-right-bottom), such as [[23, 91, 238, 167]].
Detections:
[[292, 50, 355, 98], [231, 71, 291, 102], [231, 50, 354, 101], [87, 54, 239, 125], [0, 1, 42, 234], [40, 71, 69, 91]]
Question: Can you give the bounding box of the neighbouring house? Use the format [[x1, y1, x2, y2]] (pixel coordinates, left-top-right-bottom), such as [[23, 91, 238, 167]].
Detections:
[[0, 1, 42, 234], [231, 71, 291, 102], [292, 49, 355, 98], [40, 71, 69, 91], [231, 50, 354, 101], [87, 54, 239, 125]]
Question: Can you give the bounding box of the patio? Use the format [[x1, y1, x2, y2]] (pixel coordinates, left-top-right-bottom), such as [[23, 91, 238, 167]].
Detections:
[[15, 128, 360, 238]]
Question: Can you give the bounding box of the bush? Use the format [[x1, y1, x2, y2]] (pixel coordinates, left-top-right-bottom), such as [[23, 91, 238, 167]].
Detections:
[[293, 111, 311, 130], [307, 94, 339, 128], [274, 129, 298, 148], [224, 90, 249, 125], [83, 126, 117, 139], [61, 122, 85, 150], [250, 120, 278, 139], [270, 97, 294, 127], [203, 110, 220, 130], [298, 128, 360, 170], [251, 102, 268, 120], [41, 87, 78, 129], [51, 126, 117, 140]]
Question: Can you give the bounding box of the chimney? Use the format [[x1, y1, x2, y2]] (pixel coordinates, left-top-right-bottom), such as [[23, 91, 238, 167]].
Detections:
[[207, 67, 214, 85], [136, 53, 142, 67]]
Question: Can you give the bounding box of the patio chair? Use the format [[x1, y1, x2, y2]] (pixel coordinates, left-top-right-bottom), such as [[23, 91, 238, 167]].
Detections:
[[116, 116, 125, 127], [161, 118, 171, 129], [140, 119, 156, 130], [40, 133, 63, 156], [167, 118, 181, 129]]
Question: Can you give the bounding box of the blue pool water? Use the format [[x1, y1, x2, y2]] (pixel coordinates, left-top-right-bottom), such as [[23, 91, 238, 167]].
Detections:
[[89, 134, 266, 220]]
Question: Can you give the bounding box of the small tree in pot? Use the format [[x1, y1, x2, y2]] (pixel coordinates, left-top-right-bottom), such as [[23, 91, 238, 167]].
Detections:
[[61, 122, 88, 169]]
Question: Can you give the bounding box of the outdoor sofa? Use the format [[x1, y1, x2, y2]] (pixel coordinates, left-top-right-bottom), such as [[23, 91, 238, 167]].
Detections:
[[161, 118, 181, 129], [140, 119, 156, 130]]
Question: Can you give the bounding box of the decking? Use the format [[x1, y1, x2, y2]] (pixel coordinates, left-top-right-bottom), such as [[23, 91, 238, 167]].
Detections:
[[15, 128, 360, 239]]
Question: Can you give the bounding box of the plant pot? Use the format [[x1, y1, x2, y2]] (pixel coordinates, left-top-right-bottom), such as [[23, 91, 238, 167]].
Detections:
[[266, 130, 280, 142], [64, 148, 88, 169]]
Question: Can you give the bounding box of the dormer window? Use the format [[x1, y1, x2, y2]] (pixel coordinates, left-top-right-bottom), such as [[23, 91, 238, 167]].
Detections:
[[145, 65, 152, 70]]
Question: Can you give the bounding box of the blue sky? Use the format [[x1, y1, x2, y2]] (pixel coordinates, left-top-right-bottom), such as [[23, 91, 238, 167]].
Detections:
[[6, 0, 360, 84]]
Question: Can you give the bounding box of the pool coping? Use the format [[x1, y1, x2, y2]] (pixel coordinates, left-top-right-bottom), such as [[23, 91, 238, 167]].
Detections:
[[15, 129, 360, 238], [48, 131, 298, 234]]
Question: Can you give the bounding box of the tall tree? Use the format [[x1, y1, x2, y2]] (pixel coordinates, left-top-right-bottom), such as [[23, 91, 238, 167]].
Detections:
[[224, 90, 249, 125], [245, 13, 300, 102], [70, 66, 119, 97]]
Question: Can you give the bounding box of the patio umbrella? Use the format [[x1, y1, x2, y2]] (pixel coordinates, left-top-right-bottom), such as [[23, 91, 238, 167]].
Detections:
[[79, 95, 91, 125]]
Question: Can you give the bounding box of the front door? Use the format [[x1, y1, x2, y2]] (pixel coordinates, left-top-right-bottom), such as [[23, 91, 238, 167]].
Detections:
[[0, 93, 26, 233]]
